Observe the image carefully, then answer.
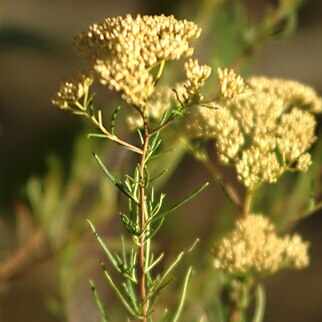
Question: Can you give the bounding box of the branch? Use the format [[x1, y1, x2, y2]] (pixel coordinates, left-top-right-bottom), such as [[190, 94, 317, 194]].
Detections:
[[0, 229, 47, 282]]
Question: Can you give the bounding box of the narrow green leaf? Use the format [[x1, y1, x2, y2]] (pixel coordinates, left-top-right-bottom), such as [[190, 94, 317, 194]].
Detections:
[[150, 193, 166, 217], [100, 261, 138, 317], [150, 239, 199, 295], [72, 110, 87, 116], [122, 280, 140, 313], [121, 236, 127, 265], [172, 109, 184, 116], [110, 106, 122, 135], [145, 252, 165, 274], [172, 267, 194, 322], [87, 220, 120, 273], [89, 280, 109, 322], [150, 131, 161, 146], [149, 183, 209, 224], [85, 92, 97, 109], [119, 212, 140, 236], [97, 109, 103, 126], [145, 218, 165, 240], [137, 129, 144, 144], [252, 284, 266, 322], [161, 109, 170, 125], [160, 309, 169, 322], [87, 133, 109, 139], [93, 153, 138, 203]]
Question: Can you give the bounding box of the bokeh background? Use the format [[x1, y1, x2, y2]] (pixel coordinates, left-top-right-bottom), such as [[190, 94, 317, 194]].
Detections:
[[0, 0, 321, 321]]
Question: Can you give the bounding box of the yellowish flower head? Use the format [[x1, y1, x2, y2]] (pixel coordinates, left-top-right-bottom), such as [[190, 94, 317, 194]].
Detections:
[[73, 14, 202, 107], [217, 67, 246, 99], [186, 72, 321, 189], [182, 58, 212, 102], [248, 76, 322, 114], [52, 73, 93, 109], [213, 214, 309, 277]]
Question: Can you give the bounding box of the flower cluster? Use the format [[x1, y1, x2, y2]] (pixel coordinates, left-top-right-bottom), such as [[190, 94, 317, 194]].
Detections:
[[236, 147, 282, 188], [73, 14, 201, 107], [217, 67, 246, 99], [248, 76, 322, 114], [186, 72, 321, 189], [182, 59, 212, 102], [277, 108, 316, 163], [52, 73, 93, 109], [213, 214, 309, 277]]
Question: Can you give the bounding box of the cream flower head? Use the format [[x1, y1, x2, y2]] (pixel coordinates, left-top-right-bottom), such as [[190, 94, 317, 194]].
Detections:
[[52, 73, 93, 109], [186, 72, 321, 189], [73, 14, 202, 107], [213, 214, 309, 277]]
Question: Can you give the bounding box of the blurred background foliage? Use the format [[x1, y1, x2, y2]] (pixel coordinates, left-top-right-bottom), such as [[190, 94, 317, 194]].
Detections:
[[0, 0, 321, 321]]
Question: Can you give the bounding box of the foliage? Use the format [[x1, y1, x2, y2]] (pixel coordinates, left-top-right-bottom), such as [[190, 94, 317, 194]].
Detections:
[[1, 1, 321, 322]]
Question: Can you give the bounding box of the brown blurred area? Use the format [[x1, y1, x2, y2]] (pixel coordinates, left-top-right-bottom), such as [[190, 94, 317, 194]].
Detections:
[[0, 1, 322, 322]]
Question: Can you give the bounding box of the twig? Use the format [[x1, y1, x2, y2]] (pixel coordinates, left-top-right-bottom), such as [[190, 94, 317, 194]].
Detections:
[[243, 190, 253, 216], [0, 229, 47, 282], [201, 157, 243, 213]]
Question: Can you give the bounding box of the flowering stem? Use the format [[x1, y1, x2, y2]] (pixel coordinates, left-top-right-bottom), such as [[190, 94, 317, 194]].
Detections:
[[0, 229, 46, 282], [149, 110, 180, 135], [230, 280, 252, 322], [230, 306, 243, 322], [88, 112, 143, 154], [201, 157, 243, 213], [243, 190, 253, 216], [73, 101, 143, 154], [138, 120, 150, 321], [185, 141, 243, 213]]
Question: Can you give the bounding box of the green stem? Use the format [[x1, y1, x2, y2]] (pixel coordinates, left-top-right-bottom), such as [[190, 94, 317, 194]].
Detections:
[[252, 284, 266, 322], [154, 60, 165, 84], [243, 190, 253, 216], [89, 114, 143, 154], [229, 280, 252, 322], [138, 120, 151, 322], [74, 101, 142, 154], [201, 157, 243, 213]]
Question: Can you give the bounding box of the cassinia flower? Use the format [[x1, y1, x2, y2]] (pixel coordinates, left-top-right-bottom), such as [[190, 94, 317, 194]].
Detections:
[[73, 14, 202, 107], [182, 59, 212, 102], [186, 72, 322, 189], [52, 73, 93, 109], [217, 67, 246, 99], [213, 214, 309, 277]]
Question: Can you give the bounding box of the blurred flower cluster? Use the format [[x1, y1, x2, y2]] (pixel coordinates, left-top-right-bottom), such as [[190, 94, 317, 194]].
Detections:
[[213, 214, 309, 277], [186, 71, 322, 189], [2, 1, 321, 320]]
